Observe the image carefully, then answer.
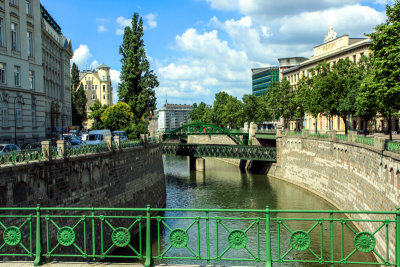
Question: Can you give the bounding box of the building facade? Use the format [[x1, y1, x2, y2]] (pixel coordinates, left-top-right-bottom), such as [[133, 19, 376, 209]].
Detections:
[[41, 4, 73, 138], [0, 0, 45, 145], [78, 64, 113, 129], [251, 67, 279, 96], [282, 27, 372, 133], [158, 103, 192, 132]]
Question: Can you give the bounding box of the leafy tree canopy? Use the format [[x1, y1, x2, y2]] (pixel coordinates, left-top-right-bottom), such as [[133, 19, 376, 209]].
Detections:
[[101, 102, 133, 131]]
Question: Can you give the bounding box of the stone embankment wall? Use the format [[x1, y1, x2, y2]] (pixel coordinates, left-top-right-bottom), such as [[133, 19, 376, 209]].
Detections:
[[0, 143, 166, 208], [269, 135, 400, 260]]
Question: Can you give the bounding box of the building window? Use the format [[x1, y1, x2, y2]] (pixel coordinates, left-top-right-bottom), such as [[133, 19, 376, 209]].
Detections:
[[95, 85, 97, 89], [10, 0, 17, 5], [84, 84, 87, 90], [15, 102, 22, 128], [360, 52, 364, 58], [103, 95, 105, 100], [92, 94, 97, 100], [31, 103, 36, 128], [26, 0, 31, 15], [11, 23, 18, 51], [14, 66, 20, 86], [0, 63, 5, 84], [107, 95, 109, 100], [1, 101, 8, 127], [27, 32, 33, 57], [29, 71, 34, 89], [103, 85, 105, 91], [102, 76, 105, 80], [353, 55, 356, 63], [0, 18, 3, 47]]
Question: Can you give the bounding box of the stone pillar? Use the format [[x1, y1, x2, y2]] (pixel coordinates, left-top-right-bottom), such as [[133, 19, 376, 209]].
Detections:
[[188, 156, 197, 171], [276, 125, 282, 137], [348, 130, 356, 142], [196, 158, 205, 172], [249, 122, 258, 145], [56, 140, 66, 159], [105, 136, 113, 151], [328, 130, 336, 141], [374, 134, 385, 150], [114, 136, 121, 150], [302, 129, 309, 138], [41, 141, 51, 160]]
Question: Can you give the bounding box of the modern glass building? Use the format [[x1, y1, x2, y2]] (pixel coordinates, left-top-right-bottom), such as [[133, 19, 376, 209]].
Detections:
[[251, 67, 279, 96]]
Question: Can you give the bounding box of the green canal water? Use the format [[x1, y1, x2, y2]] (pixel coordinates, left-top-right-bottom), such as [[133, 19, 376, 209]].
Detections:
[[156, 154, 375, 266]]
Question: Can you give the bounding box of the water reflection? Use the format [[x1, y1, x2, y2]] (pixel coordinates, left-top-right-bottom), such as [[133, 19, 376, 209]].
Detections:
[[158, 155, 374, 266]]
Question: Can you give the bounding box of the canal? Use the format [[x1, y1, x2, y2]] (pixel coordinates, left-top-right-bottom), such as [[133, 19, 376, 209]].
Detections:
[[155, 155, 375, 266]]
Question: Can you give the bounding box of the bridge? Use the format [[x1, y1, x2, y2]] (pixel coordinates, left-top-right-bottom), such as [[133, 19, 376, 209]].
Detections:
[[162, 123, 249, 145], [163, 143, 277, 162]]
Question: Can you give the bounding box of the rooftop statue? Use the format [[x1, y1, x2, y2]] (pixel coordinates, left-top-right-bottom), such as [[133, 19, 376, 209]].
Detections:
[[324, 26, 337, 43]]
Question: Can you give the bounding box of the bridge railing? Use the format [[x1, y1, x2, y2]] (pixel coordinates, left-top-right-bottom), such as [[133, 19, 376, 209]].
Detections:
[[0, 206, 398, 266], [0, 139, 144, 167]]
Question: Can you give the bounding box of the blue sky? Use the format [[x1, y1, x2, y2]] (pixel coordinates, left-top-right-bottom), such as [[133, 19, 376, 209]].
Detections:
[[41, 0, 391, 108]]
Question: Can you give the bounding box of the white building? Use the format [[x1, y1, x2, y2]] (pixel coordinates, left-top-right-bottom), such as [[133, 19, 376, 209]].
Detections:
[[0, 0, 45, 145], [158, 103, 192, 132]]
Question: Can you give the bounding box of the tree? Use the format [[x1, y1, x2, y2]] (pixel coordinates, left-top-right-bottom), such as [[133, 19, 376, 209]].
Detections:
[[366, 1, 400, 140], [242, 94, 259, 124], [118, 12, 159, 127], [70, 63, 87, 128], [88, 100, 108, 130], [71, 84, 87, 128], [189, 102, 211, 123], [101, 102, 133, 131]]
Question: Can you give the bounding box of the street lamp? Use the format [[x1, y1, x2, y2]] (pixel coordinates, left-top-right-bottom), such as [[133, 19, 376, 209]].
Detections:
[[14, 96, 18, 146]]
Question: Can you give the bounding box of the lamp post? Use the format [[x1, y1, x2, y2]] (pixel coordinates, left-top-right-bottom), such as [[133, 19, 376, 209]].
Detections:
[[14, 96, 18, 146]]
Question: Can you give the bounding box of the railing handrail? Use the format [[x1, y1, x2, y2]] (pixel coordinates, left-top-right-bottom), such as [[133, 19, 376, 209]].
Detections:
[[0, 206, 398, 266]]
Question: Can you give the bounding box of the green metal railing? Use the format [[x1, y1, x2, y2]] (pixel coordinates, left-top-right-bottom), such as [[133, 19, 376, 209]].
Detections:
[[286, 131, 302, 137], [120, 139, 142, 148], [385, 141, 400, 154], [0, 149, 43, 166], [335, 134, 348, 142], [162, 143, 277, 162], [0, 206, 398, 266], [308, 133, 329, 139], [355, 136, 375, 147]]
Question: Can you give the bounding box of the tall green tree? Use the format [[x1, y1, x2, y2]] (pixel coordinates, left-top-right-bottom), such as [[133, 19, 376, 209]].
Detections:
[[71, 84, 87, 128], [70, 63, 87, 128], [242, 94, 259, 124], [101, 102, 133, 131], [118, 12, 159, 127], [189, 102, 211, 123], [88, 100, 108, 130], [366, 1, 400, 140]]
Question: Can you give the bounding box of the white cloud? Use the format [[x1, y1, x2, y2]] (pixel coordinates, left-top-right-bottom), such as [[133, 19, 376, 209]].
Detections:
[[116, 16, 131, 35], [90, 60, 99, 70], [374, 0, 393, 5], [71, 44, 92, 69], [97, 25, 108, 33], [143, 13, 157, 29]]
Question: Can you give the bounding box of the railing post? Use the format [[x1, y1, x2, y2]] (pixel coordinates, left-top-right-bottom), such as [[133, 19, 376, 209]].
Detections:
[[330, 212, 334, 267], [56, 140, 66, 159], [33, 204, 44, 266], [41, 141, 51, 161], [265, 206, 272, 267], [396, 208, 400, 267], [114, 136, 121, 150], [105, 136, 113, 152], [144, 204, 153, 267]]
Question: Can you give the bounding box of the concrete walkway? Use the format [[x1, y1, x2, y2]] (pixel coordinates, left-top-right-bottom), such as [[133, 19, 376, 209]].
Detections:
[[0, 262, 240, 267]]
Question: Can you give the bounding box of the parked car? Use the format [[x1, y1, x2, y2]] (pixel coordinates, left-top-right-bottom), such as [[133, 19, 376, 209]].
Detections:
[[0, 144, 21, 156], [86, 130, 112, 145], [62, 134, 80, 142], [21, 142, 41, 151], [112, 131, 128, 141], [69, 139, 85, 147]]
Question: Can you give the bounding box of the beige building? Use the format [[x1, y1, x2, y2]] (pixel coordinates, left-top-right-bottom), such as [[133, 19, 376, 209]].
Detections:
[[282, 27, 371, 133], [78, 64, 113, 129], [0, 0, 45, 145]]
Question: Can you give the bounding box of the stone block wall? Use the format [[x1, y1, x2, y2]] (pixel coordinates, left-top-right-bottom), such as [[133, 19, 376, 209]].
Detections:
[[0, 143, 166, 208], [269, 136, 400, 261]]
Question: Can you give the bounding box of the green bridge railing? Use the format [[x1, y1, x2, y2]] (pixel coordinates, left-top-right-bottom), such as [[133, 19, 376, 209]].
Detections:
[[0, 206, 399, 266]]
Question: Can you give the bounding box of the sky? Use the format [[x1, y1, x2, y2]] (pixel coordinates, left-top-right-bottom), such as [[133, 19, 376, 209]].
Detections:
[[40, 0, 392, 108]]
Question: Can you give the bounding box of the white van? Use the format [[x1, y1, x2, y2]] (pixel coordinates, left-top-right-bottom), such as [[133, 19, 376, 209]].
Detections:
[[86, 130, 112, 145]]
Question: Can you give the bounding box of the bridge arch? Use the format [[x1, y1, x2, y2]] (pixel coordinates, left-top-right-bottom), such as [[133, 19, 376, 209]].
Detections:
[[163, 123, 246, 145]]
